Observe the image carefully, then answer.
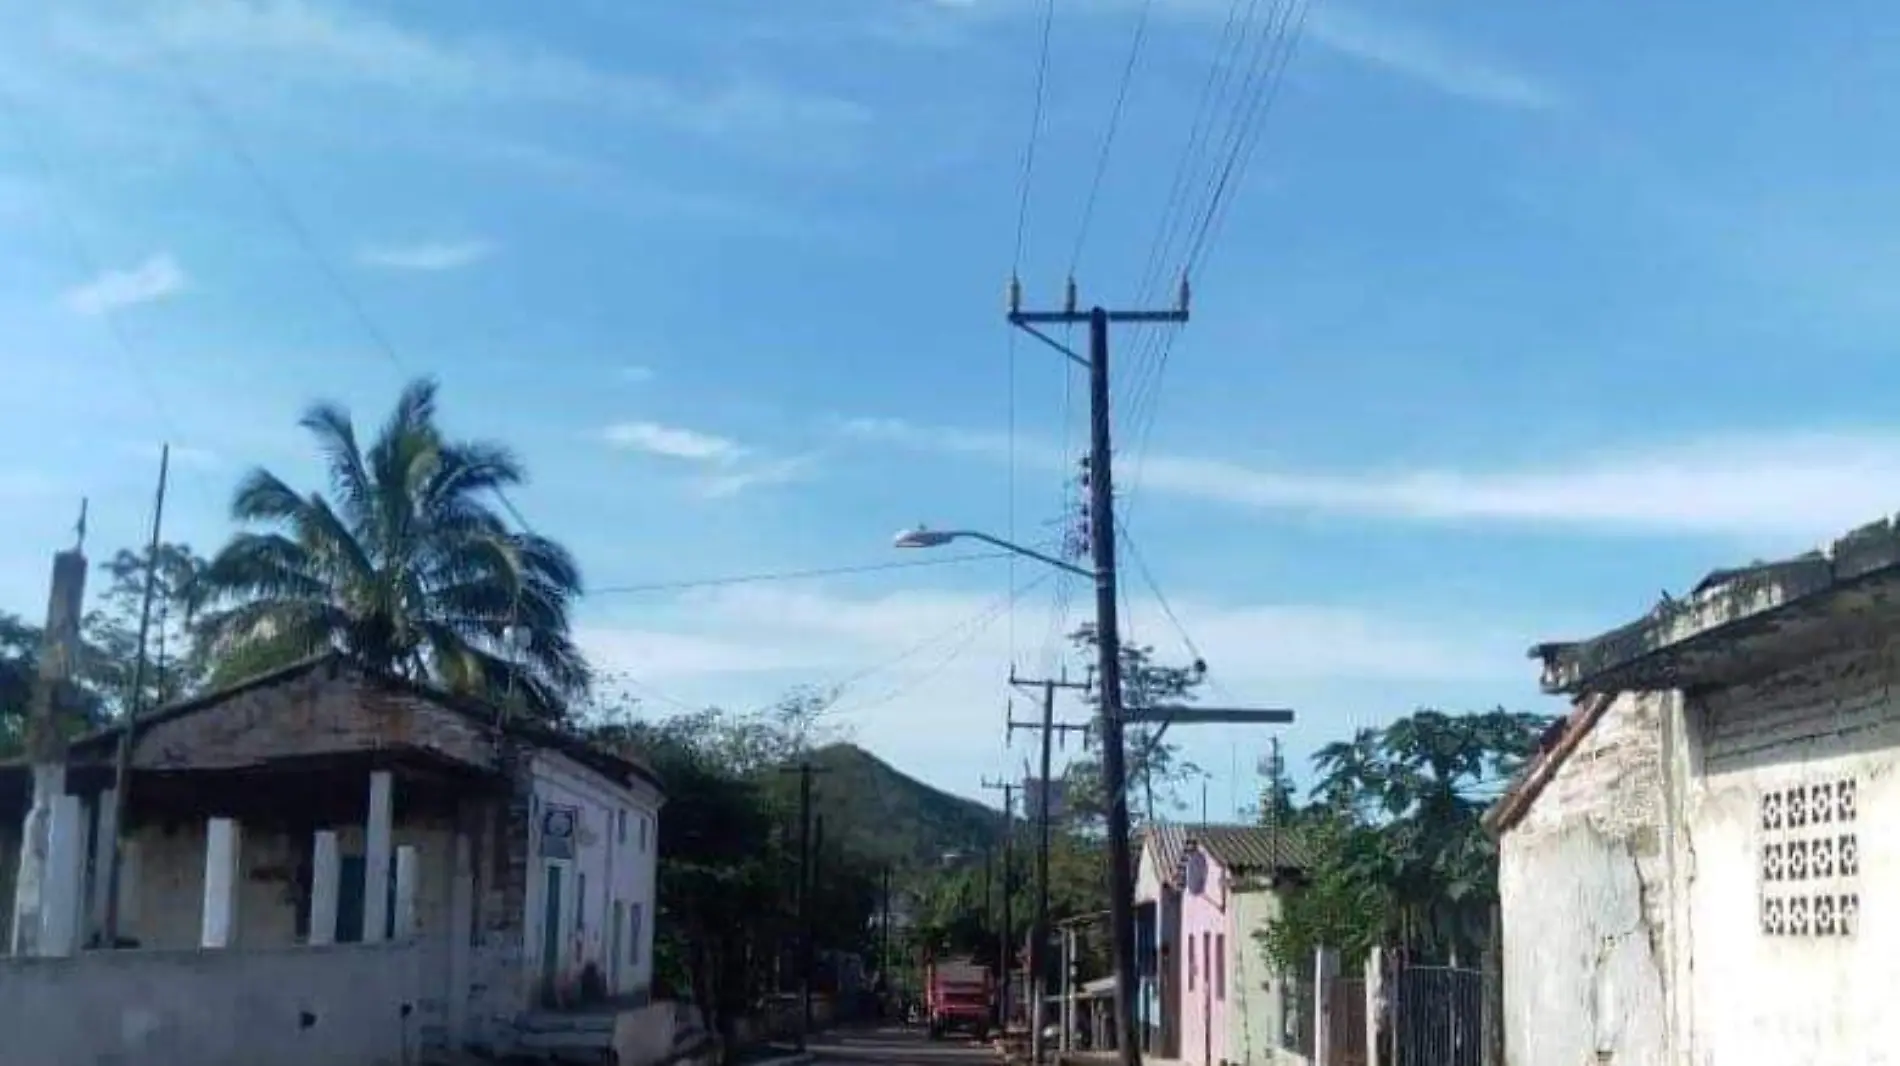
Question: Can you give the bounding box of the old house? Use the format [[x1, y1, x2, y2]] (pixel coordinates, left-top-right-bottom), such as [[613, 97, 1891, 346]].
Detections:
[[0, 653, 665, 1065], [1486, 517, 1900, 1066], [1137, 823, 1309, 1066]]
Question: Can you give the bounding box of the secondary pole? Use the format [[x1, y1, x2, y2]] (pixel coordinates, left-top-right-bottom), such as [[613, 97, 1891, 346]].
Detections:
[[776, 760, 830, 1050], [103, 444, 169, 948], [1007, 673, 1088, 1066], [981, 778, 1019, 1030]]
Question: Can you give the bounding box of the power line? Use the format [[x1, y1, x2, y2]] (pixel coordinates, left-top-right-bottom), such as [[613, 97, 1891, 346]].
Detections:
[[825, 573, 1048, 719], [588, 552, 1013, 596], [1069, 0, 1159, 274], [1011, 0, 1058, 273]]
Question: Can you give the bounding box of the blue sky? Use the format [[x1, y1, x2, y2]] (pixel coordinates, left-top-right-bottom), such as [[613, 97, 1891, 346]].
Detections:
[[2, 0, 1896, 815]]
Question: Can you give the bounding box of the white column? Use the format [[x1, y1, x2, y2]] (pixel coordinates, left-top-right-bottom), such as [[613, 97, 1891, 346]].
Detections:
[[10, 763, 64, 956], [201, 817, 241, 949], [1365, 947, 1385, 1066], [363, 771, 393, 943], [87, 788, 118, 945], [1314, 946, 1340, 1066], [39, 794, 85, 957], [393, 844, 420, 938], [309, 831, 341, 946], [448, 833, 474, 1043]]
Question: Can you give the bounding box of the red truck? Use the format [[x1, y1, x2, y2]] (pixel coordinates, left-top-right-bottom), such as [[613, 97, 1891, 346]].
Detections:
[[923, 955, 994, 1042]]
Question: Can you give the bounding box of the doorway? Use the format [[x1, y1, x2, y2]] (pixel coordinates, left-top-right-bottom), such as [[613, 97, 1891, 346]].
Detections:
[[541, 864, 565, 998]]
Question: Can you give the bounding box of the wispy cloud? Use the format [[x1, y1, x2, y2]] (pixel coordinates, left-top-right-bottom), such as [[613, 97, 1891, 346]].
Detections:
[[698, 455, 817, 500], [1304, 6, 1556, 111], [619, 365, 655, 385], [602, 420, 813, 497], [51, 1, 870, 141], [63, 254, 188, 316], [841, 417, 1900, 541], [604, 421, 744, 463], [358, 238, 493, 272]]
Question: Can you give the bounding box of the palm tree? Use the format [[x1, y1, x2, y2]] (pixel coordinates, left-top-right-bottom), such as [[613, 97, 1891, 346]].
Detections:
[[194, 377, 589, 718]]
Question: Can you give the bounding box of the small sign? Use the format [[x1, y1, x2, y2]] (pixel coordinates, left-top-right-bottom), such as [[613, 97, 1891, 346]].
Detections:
[[541, 805, 579, 859]]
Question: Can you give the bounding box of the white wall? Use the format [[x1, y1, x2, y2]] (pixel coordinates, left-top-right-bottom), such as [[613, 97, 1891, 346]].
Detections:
[[0, 939, 444, 1066], [526, 751, 661, 998], [1680, 642, 1900, 1066], [1498, 691, 1672, 1066]]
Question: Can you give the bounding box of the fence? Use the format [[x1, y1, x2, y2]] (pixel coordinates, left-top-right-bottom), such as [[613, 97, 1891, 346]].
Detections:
[[1389, 964, 1487, 1066], [1325, 976, 1368, 1066]]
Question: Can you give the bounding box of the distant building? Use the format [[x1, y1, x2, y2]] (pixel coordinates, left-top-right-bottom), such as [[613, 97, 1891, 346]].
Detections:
[[1135, 823, 1310, 1066], [1488, 518, 1900, 1065], [0, 654, 665, 1064]]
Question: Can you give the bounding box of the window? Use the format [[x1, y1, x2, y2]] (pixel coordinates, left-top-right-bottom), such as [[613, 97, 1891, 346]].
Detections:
[[638, 815, 648, 853], [1215, 934, 1225, 1000], [618, 809, 628, 843], [577, 872, 587, 932], [629, 902, 643, 965], [1187, 934, 1197, 990]]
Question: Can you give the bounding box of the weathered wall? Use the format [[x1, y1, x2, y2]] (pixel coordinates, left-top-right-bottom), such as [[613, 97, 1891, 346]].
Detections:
[[525, 749, 661, 1000], [0, 939, 443, 1066], [119, 816, 456, 950], [1499, 691, 1672, 1066], [123, 667, 498, 772], [1227, 886, 1296, 1066], [1680, 641, 1900, 1066]]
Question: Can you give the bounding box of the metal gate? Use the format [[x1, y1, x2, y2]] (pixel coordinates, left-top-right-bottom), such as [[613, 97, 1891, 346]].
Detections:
[[1324, 977, 1367, 1066], [1391, 965, 1483, 1066]]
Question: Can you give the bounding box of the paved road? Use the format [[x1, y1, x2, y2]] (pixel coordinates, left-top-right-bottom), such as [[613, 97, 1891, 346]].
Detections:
[[806, 1025, 999, 1066]]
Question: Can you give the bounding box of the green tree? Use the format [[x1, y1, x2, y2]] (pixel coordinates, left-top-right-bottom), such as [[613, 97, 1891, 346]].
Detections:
[[1060, 624, 1205, 827], [1259, 708, 1551, 971], [83, 543, 210, 716], [193, 378, 588, 717]]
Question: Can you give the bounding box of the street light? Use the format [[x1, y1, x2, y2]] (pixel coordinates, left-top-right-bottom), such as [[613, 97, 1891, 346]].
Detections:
[[893, 526, 1092, 580]]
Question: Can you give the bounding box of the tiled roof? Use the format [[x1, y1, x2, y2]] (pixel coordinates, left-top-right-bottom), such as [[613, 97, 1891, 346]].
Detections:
[[1143, 821, 1311, 887]]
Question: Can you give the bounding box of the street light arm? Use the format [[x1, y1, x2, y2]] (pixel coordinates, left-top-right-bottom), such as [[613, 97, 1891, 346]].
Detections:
[[951, 531, 1093, 579]]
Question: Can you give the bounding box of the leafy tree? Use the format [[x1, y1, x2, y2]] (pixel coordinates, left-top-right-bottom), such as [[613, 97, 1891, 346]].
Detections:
[[83, 543, 210, 716], [1060, 624, 1205, 827], [1258, 708, 1552, 971], [193, 378, 588, 717]]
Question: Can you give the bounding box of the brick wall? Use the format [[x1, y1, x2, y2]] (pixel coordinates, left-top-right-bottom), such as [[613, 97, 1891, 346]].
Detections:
[[126, 667, 498, 772], [1697, 637, 1900, 773]]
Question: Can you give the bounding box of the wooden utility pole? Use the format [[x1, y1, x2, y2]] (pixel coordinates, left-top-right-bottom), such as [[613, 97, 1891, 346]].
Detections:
[[1008, 671, 1089, 1065], [981, 777, 1020, 1030], [1010, 280, 1189, 1066], [103, 444, 169, 947], [777, 760, 830, 1049]]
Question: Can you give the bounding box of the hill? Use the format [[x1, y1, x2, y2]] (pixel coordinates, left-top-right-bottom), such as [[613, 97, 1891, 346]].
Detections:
[[771, 742, 1007, 874]]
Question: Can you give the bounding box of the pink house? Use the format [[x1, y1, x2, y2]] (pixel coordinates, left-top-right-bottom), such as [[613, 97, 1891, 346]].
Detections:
[[1138, 824, 1308, 1066]]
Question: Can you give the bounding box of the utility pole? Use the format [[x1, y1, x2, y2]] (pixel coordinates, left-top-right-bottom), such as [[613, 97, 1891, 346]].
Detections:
[[1008, 672, 1089, 1065], [103, 444, 169, 948], [1010, 279, 1189, 1066], [981, 777, 1019, 1030], [777, 760, 830, 1050]]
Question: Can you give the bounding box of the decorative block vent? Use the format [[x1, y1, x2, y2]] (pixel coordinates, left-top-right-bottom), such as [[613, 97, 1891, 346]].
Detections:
[[1760, 778, 1858, 939]]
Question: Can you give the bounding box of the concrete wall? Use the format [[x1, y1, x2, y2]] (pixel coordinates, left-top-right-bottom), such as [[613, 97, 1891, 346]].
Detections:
[[1179, 850, 1232, 1066], [119, 816, 456, 950], [1680, 641, 1899, 1066], [524, 749, 661, 1000], [0, 939, 443, 1066], [1498, 691, 1672, 1066], [1227, 886, 1293, 1066]]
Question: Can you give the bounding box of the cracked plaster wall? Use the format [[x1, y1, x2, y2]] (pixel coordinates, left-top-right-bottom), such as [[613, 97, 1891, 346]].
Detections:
[[1500, 691, 1671, 1066]]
